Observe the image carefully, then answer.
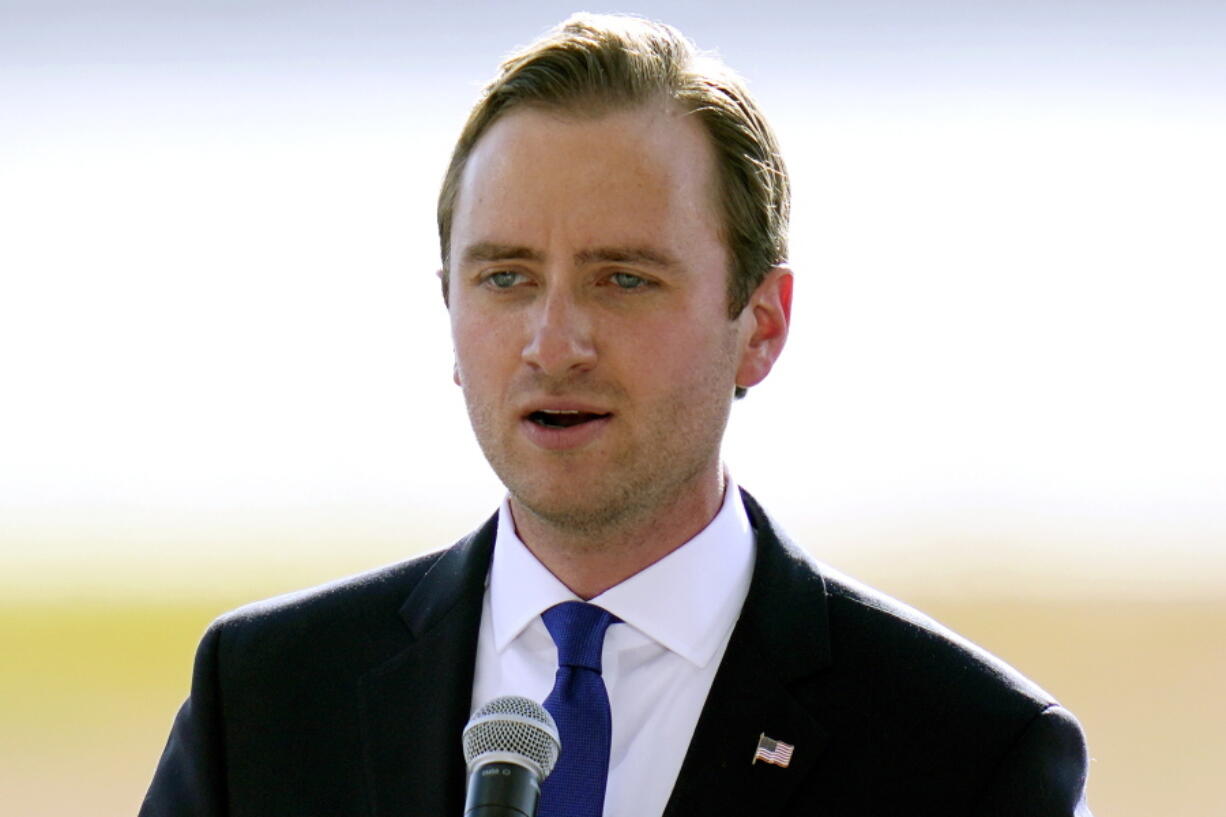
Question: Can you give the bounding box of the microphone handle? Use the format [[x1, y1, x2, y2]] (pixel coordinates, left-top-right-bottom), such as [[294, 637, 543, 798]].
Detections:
[[464, 761, 542, 817]]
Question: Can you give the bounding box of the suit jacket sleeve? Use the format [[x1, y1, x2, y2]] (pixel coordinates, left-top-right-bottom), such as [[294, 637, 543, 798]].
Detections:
[[973, 703, 1092, 817], [141, 621, 227, 817]]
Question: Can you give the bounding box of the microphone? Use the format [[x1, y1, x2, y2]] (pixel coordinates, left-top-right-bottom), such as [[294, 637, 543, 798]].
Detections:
[[462, 695, 561, 817]]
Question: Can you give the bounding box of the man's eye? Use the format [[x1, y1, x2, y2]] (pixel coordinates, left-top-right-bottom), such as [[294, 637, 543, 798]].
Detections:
[[610, 272, 647, 290], [485, 271, 522, 289]]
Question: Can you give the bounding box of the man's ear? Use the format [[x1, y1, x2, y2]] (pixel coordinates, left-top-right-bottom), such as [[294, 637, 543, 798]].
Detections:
[[734, 267, 793, 390], [437, 268, 450, 308]]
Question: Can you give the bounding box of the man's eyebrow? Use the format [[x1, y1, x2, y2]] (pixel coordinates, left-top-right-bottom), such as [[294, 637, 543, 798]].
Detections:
[[574, 246, 679, 269], [461, 242, 543, 264]]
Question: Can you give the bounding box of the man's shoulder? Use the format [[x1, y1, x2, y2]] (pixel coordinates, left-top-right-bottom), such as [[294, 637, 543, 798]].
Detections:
[[743, 491, 1057, 712], [198, 515, 496, 674], [818, 563, 1057, 707], [743, 497, 1091, 812], [195, 548, 444, 672], [219, 546, 447, 630]]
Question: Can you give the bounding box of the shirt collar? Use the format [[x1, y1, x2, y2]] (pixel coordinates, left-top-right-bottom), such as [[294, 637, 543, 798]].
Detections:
[[488, 476, 755, 669]]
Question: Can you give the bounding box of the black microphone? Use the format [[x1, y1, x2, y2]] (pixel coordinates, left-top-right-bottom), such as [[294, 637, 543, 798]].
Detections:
[[462, 695, 561, 817]]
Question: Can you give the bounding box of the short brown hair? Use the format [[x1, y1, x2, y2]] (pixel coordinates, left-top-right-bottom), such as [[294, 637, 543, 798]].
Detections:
[[437, 12, 790, 319]]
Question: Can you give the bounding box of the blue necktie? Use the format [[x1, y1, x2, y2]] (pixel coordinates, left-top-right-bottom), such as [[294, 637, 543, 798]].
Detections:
[[538, 601, 619, 817]]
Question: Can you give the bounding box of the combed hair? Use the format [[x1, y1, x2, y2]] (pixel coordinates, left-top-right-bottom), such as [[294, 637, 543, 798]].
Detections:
[[437, 12, 790, 320]]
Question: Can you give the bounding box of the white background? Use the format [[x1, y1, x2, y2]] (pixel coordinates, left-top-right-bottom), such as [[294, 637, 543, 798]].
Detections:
[[2, 0, 1223, 599]]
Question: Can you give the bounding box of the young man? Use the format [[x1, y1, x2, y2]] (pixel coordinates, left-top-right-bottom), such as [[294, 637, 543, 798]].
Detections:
[[143, 14, 1092, 816]]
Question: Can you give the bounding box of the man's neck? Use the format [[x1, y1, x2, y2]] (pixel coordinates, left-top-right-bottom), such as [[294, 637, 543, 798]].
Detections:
[[509, 468, 727, 600]]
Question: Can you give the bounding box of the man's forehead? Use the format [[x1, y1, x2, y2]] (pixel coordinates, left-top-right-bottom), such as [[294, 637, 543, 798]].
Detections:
[[459, 104, 715, 195]]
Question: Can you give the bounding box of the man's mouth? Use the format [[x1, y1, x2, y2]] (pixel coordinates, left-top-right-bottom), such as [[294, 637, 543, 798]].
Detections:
[[527, 409, 611, 429]]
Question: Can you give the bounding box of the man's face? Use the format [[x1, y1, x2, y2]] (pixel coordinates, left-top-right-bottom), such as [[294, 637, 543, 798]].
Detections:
[[446, 102, 770, 532]]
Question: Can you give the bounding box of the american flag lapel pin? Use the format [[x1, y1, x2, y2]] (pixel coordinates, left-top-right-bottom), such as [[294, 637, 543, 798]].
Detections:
[[752, 732, 795, 768]]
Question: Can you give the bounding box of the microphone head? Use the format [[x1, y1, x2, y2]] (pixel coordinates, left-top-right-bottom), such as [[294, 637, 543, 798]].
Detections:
[[462, 695, 560, 779]]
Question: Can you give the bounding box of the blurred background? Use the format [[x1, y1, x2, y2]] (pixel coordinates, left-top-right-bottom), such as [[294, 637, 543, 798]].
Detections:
[[2, 1, 1223, 814]]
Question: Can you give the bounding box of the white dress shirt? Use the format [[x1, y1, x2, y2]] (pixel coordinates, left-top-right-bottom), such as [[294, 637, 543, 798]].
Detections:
[[469, 478, 755, 817]]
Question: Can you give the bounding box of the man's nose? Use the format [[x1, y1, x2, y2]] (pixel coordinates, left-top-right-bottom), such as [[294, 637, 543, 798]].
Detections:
[[521, 288, 597, 376]]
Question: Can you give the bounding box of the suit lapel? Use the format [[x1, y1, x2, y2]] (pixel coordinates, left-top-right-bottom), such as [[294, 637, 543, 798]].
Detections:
[[357, 514, 496, 817], [663, 490, 833, 816]]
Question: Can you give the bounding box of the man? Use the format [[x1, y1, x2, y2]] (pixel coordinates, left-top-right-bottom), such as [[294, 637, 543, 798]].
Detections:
[[143, 14, 1092, 817]]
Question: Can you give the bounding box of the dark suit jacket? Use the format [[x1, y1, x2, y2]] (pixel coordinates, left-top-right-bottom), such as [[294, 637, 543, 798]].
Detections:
[[141, 490, 1091, 816]]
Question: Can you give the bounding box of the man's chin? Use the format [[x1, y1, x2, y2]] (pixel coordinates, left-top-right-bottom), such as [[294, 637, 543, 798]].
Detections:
[[507, 485, 639, 536]]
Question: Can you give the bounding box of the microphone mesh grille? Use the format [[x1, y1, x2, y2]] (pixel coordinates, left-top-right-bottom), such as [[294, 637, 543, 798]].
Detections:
[[462, 695, 560, 778]]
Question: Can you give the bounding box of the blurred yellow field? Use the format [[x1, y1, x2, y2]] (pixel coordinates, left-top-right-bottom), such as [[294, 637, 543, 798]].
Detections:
[[3, 596, 1222, 816]]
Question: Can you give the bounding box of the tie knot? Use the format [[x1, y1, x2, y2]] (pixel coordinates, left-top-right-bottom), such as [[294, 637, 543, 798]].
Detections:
[[541, 601, 619, 672]]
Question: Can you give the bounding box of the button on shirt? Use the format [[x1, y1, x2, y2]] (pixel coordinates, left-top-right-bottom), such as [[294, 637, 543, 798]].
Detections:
[[469, 480, 755, 817]]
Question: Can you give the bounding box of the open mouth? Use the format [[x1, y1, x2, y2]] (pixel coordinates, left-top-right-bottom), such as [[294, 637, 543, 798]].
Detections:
[[527, 409, 611, 429]]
